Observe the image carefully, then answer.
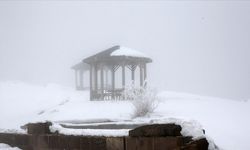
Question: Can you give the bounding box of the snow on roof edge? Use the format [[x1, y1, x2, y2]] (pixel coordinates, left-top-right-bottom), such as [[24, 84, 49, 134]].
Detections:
[[110, 46, 149, 58]]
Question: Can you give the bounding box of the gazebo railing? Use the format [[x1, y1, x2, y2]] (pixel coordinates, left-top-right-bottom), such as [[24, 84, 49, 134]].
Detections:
[[91, 88, 125, 100]]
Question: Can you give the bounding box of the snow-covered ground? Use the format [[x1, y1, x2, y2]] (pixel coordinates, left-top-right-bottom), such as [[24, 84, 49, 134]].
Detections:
[[0, 81, 249, 150], [0, 143, 21, 150]]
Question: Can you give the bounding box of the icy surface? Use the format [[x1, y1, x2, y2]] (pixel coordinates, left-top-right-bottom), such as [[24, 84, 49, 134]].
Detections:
[[110, 46, 148, 58], [0, 143, 21, 150], [0, 81, 250, 150]]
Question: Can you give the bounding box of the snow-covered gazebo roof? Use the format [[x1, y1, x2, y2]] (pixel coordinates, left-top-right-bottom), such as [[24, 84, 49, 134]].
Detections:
[[71, 62, 90, 70], [83, 45, 152, 64]]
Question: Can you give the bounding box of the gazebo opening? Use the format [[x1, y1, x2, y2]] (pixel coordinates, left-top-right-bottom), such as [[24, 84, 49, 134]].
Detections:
[[71, 45, 152, 100]]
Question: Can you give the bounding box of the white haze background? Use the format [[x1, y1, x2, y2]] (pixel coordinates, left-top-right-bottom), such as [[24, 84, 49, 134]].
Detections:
[[0, 1, 250, 150], [0, 1, 249, 100]]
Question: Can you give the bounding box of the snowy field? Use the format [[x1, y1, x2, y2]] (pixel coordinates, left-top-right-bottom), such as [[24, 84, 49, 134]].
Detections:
[[0, 81, 249, 150], [0, 143, 20, 150]]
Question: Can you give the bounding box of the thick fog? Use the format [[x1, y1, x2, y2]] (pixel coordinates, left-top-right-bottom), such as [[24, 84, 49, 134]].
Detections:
[[0, 1, 249, 100]]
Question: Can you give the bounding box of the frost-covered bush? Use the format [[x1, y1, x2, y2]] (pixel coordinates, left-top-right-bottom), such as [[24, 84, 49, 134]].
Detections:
[[123, 84, 159, 118]]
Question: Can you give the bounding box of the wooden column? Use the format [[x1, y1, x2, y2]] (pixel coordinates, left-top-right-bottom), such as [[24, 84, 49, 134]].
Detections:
[[94, 64, 98, 91], [122, 64, 125, 88], [105, 68, 108, 89], [89, 65, 93, 100], [75, 70, 78, 89], [131, 65, 135, 83], [100, 64, 104, 99], [144, 63, 147, 87], [140, 63, 143, 87], [79, 70, 84, 90], [111, 66, 115, 99]]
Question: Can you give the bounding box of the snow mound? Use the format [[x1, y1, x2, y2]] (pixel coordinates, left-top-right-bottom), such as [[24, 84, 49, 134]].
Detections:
[[0, 129, 26, 134], [110, 46, 149, 58], [149, 118, 218, 150], [50, 123, 129, 137], [0, 143, 21, 150]]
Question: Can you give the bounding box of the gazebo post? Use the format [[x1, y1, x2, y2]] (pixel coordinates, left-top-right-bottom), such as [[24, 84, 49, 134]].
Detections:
[[75, 70, 78, 89], [89, 65, 93, 100], [131, 65, 135, 83], [100, 64, 104, 99], [144, 63, 147, 87], [111, 66, 115, 99], [94, 64, 98, 92], [105, 68, 108, 89], [122, 63, 125, 88], [79, 69, 84, 90], [140, 63, 143, 87]]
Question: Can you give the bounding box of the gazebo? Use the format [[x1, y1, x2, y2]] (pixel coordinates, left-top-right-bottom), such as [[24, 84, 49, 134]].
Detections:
[[72, 45, 152, 100]]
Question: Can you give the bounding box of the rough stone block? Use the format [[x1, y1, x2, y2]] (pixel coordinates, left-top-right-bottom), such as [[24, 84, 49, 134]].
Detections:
[[125, 137, 137, 150], [181, 136, 193, 145], [58, 135, 69, 149], [0, 133, 15, 146], [48, 135, 60, 148], [80, 137, 91, 150], [193, 138, 209, 150], [27, 122, 52, 135], [181, 143, 197, 150], [180, 138, 209, 150], [90, 137, 106, 150], [28, 135, 38, 148], [14, 134, 29, 146], [129, 124, 182, 137], [67, 135, 81, 149], [106, 137, 124, 150], [136, 137, 154, 150], [36, 135, 49, 148], [154, 137, 181, 150]]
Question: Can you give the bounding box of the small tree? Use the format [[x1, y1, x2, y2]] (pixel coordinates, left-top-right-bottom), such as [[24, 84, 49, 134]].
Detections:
[[123, 84, 159, 118]]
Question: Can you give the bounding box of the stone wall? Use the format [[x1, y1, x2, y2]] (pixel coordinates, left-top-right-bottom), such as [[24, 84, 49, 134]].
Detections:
[[0, 122, 208, 150]]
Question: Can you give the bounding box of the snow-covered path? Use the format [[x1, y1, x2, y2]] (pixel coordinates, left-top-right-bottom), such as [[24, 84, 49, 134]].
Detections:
[[0, 81, 249, 150]]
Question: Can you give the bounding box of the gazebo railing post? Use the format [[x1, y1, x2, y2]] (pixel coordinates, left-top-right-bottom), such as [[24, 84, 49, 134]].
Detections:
[[89, 64, 93, 100]]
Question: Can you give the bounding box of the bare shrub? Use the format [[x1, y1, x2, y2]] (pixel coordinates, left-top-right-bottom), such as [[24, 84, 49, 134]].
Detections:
[[123, 84, 159, 118]]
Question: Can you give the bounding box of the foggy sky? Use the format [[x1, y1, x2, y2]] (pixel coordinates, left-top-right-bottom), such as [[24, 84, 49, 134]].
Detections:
[[0, 1, 249, 100]]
